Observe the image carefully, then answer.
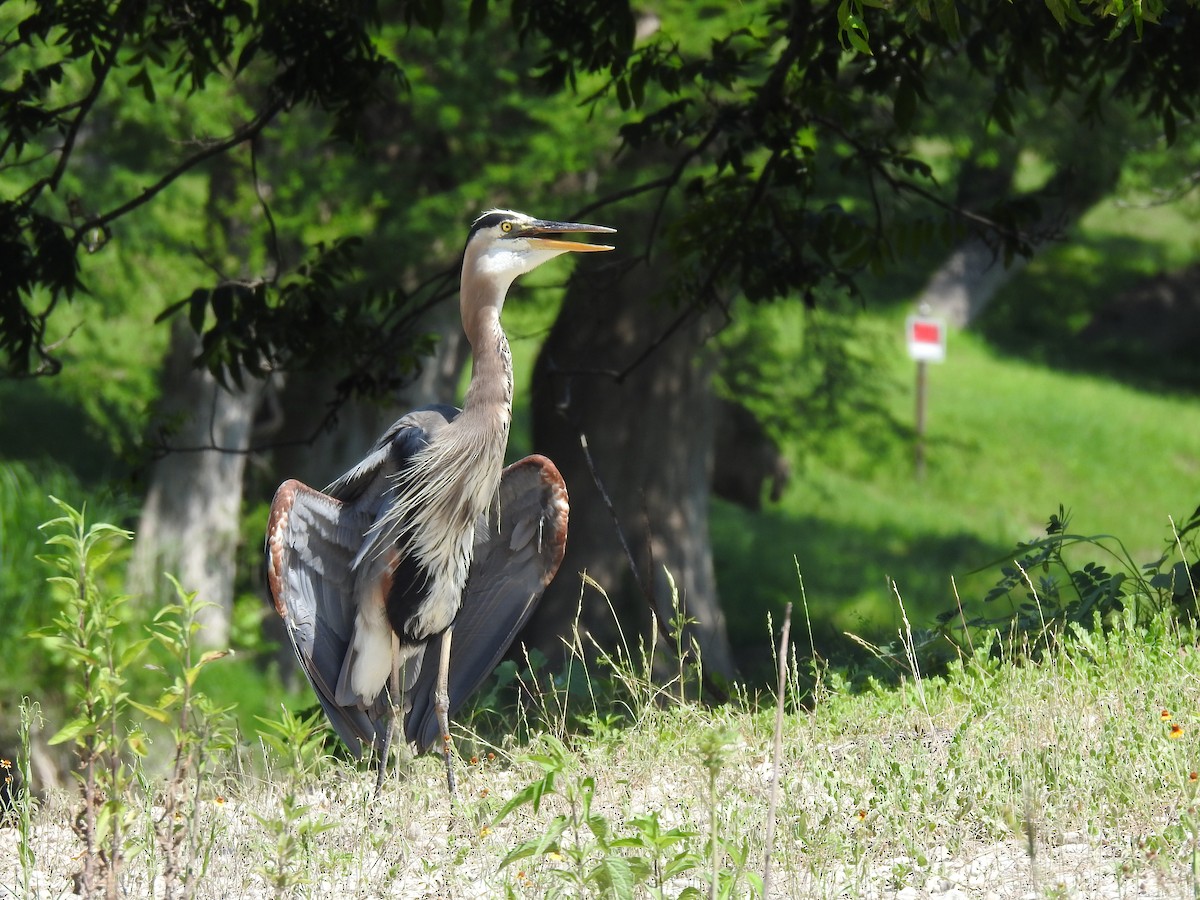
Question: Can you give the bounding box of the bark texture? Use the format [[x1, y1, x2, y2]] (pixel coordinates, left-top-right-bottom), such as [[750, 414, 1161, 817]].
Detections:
[[525, 250, 737, 680], [128, 319, 266, 646]]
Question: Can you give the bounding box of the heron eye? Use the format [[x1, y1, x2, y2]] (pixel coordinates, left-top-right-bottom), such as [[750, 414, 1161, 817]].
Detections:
[[501, 221, 513, 233]]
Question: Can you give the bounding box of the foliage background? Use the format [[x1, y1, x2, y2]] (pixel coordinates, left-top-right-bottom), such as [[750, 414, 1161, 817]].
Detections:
[[2, 0, 1199, 721]]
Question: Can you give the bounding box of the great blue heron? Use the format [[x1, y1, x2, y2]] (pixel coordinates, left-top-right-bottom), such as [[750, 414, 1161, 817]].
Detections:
[[266, 210, 615, 791]]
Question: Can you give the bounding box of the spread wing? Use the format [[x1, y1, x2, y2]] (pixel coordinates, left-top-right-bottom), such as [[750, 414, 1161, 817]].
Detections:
[[265, 406, 457, 758], [405, 454, 570, 751]]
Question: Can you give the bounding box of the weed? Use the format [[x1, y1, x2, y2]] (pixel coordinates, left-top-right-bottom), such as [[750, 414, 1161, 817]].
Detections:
[[141, 576, 236, 900], [253, 706, 339, 897], [14, 699, 40, 898], [30, 499, 237, 900], [34, 498, 141, 898]]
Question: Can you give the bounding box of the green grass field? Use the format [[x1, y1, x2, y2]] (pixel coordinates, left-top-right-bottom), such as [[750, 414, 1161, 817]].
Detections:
[[714, 320, 1200, 676]]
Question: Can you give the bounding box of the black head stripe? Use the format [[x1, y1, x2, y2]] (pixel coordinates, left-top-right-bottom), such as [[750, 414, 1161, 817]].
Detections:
[[468, 211, 513, 241]]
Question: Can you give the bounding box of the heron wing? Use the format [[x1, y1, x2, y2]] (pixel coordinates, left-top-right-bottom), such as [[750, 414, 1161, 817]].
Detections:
[[405, 454, 570, 750], [266, 479, 385, 756], [267, 406, 459, 757]]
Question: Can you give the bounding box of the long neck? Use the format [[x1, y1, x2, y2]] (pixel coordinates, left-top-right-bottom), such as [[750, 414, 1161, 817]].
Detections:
[[459, 287, 514, 437]]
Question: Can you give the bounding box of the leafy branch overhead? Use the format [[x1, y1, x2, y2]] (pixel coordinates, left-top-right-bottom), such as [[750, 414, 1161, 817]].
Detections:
[[2, 0, 1197, 382]]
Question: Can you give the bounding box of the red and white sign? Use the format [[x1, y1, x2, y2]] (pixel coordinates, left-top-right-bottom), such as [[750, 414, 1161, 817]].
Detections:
[[906, 314, 946, 363]]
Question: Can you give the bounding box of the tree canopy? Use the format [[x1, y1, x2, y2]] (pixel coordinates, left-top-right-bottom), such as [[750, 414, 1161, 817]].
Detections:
[[3, 0, 1196, 389]]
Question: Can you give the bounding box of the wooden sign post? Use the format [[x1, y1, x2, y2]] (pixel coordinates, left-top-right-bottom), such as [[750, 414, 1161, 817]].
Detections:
[[905, 310, 946, 480]]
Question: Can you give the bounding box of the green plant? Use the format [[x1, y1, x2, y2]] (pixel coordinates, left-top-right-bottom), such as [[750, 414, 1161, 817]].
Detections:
[[14, 699, 40, 898], [496, 735, 682, 898], [963, 504, 1200, 648], [34, 498, 142, 899], [31, 499, 239, 900], [254, 789, 338, 900], [253, 707, 338, 898], [140, 575, 236, 900], [255, 706, 332, 785]]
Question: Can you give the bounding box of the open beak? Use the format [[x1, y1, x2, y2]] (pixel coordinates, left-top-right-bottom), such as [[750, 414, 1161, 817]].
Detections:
[[523, 218, 616, 253]]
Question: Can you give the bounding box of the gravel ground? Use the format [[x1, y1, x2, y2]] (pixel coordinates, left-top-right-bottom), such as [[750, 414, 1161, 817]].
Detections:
[[1, 766, 1192, 899]]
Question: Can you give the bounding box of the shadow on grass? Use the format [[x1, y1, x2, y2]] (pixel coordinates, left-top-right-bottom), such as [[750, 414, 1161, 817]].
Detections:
[[977, 232, 1200, 394], [712, 499, 1010, 686]]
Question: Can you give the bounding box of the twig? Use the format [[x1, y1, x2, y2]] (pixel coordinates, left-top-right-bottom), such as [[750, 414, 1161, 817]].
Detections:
[[18, 0, 137, 208], [577, 431, 729, 703], [73, 99, 285, 242], [762, 601, 792, 898], [251, 134, 282, 283]]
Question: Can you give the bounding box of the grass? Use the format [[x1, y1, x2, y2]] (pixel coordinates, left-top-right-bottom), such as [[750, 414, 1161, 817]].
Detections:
[[7, 596, 1200, 898], [714, 321, 1200, 679]]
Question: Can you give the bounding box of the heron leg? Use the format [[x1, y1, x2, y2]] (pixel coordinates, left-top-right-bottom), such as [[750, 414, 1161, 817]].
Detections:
[[436, 625, 456, 796], [373, 633, 403, 797]]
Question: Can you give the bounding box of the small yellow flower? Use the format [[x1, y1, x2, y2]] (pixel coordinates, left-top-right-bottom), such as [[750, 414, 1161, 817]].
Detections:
[[214, 795, 226, 805], [857, 809, 867, 821], [1170, 723, 1185, 740], [479, 788, 489, 798], [1162, 710, 1173, 722], [0, 758, 11, 770], [480, 826, 492, 838], [547, 851, 564, 862]]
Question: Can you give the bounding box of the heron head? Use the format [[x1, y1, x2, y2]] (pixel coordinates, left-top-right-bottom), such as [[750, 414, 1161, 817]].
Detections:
[[463, 209, 616, 293]]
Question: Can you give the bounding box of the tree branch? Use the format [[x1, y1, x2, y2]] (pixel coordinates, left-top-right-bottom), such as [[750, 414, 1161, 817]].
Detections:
[[577, 430, 729, 704], [73, 99, 285, 244], [19, 0, 138, 208]]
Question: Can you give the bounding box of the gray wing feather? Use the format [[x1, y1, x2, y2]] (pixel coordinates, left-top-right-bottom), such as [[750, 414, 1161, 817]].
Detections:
[[267, 480, 385, 756], [405, 454, 570, 750], [266, 405, 458, 758]]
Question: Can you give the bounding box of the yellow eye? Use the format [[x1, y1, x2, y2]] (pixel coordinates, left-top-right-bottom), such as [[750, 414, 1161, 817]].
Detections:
[[501, 221, 513, 233]]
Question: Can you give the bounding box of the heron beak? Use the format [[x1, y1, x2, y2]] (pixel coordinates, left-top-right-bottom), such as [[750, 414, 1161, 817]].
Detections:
[[523, 219, 616, 253]]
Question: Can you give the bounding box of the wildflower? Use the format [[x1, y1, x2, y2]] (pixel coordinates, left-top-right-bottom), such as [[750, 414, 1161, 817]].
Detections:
[[546, 851, 565, 862], [1190, 772, 1198, 784], [487, 752, 496, 762], [480, 826, 492, 838], [1170, 724, 1185, 740], [479, 788, 490, 798], [857, 809, 867, 821], [214, 795, 226, 805], [470, 756, 479, 765], [0, 759, 11, 769], [1162, 710, 1173, 722]]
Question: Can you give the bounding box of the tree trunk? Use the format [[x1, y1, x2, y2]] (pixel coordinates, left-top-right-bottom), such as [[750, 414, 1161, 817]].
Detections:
[[921, 163, 1122, 327], [267, 296, 469, 487], [128, 319, 267, 646], [525, 248, 738, 681]]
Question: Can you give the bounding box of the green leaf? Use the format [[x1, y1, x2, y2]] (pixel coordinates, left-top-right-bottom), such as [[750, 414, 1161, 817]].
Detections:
[[588, 856, 635, 900], [498, 815, 568, 869], [128, 700, 173, 724], [185, 649, 230, 685], [49, 715, 94, 745], [119, 637, 153, 669], [494, 769, 557, 822]]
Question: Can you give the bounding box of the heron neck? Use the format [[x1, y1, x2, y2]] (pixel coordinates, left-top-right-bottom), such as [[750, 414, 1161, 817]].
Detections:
[[461, 306, 514, 422]]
